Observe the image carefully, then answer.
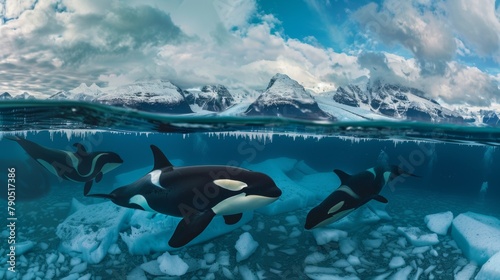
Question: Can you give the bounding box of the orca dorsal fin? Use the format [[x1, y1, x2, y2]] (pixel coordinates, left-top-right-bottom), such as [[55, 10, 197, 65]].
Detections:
[[150, 145, 174, 171], [333, 169, 352, 184], [73, 143, 88, 155]]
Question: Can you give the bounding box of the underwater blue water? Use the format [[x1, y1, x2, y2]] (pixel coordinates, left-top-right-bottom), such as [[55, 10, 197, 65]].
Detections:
[[1, 101, 500, 279]]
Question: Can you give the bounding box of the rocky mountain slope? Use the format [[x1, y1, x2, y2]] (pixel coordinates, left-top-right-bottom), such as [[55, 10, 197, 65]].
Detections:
[[244, 73, 334, 120]]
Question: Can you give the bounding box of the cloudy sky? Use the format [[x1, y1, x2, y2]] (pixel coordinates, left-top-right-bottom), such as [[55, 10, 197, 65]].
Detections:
[[1, 0, 500, 107]]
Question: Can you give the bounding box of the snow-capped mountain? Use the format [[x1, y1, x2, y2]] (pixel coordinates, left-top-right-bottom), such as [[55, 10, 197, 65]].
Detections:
[[0, 92, 12, 100], [184, 85, 234, 112], [96, 80, 193, 114], [14, 92, 36, 100], [4, 73, 500, 125], [244, 73, 334, 120], [0, 91, 36, 100], [331, 81, 470, 124], [49, 83, 103, 101]]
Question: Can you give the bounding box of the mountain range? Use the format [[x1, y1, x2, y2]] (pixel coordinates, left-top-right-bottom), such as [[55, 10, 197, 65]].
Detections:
[[1, 74, 499, 126]]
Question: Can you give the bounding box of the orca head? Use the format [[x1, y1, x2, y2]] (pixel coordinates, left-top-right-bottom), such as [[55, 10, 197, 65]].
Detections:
[[242, 171, 282, 199], [98, 152, 124, 174], [210, 171, 282, 216], [87, 184, 144, 210], [304, 200, 353, 230], [388, 165, 420, 181]]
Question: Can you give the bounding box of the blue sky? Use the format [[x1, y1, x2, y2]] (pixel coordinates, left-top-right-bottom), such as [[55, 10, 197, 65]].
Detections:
[[0, 0, 499, 107]]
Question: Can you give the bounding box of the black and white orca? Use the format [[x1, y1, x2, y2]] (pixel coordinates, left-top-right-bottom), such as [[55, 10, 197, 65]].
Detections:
[[304, 165, 418, 230], [87, 145, 282, 248], [7, 136, 123, 194]]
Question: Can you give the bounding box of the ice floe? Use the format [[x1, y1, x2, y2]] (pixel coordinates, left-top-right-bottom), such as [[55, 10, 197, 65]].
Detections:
[[157, 251, 189, 276], [235, 232, 259, 262], [424, 211, 454, 235], [120, 209, 253, 254], [451, 211, 500, 265], [56, 199, 133, 264], [396, 226, 439, 246], [476, 251, 500, 280], [311, 228, 348, 246]]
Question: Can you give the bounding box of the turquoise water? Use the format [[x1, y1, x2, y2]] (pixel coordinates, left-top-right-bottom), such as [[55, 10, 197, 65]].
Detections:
[[1, 100, 500, 279]]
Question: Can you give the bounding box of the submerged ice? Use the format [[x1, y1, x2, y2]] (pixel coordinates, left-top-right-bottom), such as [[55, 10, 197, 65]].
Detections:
[[4, 131, 500, 279]]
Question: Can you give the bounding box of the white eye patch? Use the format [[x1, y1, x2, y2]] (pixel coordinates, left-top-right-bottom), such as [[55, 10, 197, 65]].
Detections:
[[328, 201, 345, 214], [213, 179, 248, 191]]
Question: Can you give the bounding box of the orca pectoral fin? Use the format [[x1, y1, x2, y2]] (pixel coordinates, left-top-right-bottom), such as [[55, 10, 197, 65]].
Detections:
[[84, 181, 93, 196], [95, 172, 103, 183], [168, 210, 215, 248], [223, 213, 243, 225], [372, 195, 388, 203], [333, 169, 351, 184]]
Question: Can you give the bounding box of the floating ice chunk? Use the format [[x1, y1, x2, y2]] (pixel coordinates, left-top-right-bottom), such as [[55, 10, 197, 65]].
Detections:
[[46, 253, 58, 265], [69, 262, 87, 274], [235, 232, 259, 262], [424, 211, 453, 235], [372, 271, 392, 280], [70, 257, 81, 266], [127, 266, 147, 280], [60, 273, 79, 280], [279, 248, 297, 255], [413, 267, 424, 280], [15, 240, 35, 256], [239, 265, 258, 280], [56, 200, 133, 264], [362, 239, 383, 249], [78, 273, 91, 280], [451, 212, 500, 265], [204, 253, 216, 264], [390, 266, 413, 279], [304, 266, 346, 279], [140, 260, 164, 276], [107, 243, 121, 255], [389, 256, 405, 269], [312, 228, 348, 246], [121, 209, 253, 254], [222, 267, 234, 279], [157, 251, 189, 276], [305, 252, 327, 264], [397, 237, 407, 248], [332, 259, 350, 268], [339, 238, 356, 255], [397, 227, 439, 246], [347, 255, 361, 266], [411, 246, 430, 254], [454, 263, 477, 280], [476, 251, 500, 280], [285, 215, 300, 226], [39, 242, 49, 250]]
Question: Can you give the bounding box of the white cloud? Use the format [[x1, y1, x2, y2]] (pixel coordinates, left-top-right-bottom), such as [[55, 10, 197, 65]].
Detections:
[[353, 0, 456, 75], [0, 0, 498, 109], [446, 0, 500, 61], [4, 0, 36, 19]]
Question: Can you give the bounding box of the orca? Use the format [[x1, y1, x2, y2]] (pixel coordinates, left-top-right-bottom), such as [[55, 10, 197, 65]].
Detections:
[[7, 136, 123, 194], [87, 145, 282, 248], [304, 165, 418, 230]]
